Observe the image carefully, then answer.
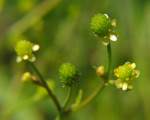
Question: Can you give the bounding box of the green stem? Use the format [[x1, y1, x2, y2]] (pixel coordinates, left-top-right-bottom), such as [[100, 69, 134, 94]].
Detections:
[[70, 81, 105, 112], [27, 62, 62, 114], [65, 42, 112, 113], [63, 87, 72, 109], [106, 43, 112, 80]]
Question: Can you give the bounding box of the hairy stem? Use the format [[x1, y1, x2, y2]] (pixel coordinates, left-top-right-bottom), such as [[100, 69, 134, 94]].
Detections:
[[27, 62, 62, 114]]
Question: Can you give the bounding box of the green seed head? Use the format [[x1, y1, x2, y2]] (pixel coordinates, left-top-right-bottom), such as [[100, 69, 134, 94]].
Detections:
[[15, 40, 40, 62], [90, 13, 111, 37], [15, 40, 33, 58], [59, 63, 79, 86]]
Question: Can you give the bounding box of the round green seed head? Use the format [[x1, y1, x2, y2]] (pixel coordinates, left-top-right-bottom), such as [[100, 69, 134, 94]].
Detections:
[[90, 13, 111, 37], [15, 40, 33, 58], [59, 63, 78, 86]]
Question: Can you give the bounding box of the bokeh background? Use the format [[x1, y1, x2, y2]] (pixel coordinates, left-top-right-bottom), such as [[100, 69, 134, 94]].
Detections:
[[0, 0, 150, 120]]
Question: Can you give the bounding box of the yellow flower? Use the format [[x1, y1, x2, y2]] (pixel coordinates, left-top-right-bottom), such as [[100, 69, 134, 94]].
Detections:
[[113, 62, 140, 91]]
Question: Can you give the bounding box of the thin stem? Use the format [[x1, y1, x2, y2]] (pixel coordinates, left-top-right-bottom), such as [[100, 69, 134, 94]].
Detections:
[[27, 62, 62, 114], [70, 81, 105, 112], [63, 87, 72, 109], [106, 43, 112, 80], [65, 42, 112, 113]]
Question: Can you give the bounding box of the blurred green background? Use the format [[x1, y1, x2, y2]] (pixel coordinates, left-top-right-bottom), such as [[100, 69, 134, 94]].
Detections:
[[0, 0, 150, 120]]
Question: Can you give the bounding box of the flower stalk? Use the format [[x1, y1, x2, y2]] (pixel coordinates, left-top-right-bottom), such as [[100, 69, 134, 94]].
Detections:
[[70, 81, 105, 112], [14, 12, 140, 120], [106, 43, 112, 80], [65, 42, 112, 113], [27, 61, 62, 114]]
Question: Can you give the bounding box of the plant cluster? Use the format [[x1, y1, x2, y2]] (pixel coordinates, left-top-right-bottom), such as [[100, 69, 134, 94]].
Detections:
[[14, 13, 140, 120]]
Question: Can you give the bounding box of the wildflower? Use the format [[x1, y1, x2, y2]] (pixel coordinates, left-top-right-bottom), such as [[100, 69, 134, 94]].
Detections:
[[15, 40, 40, 62], [90, 13, 118, 45], [90, 13, 111, 37], [59, 63, 79, 86], [113, 62, 140, 91]]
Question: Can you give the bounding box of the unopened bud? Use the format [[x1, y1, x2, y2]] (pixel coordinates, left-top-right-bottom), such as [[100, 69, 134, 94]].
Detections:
[[21, 72, 32, 82], [96, 66, 105, 77]]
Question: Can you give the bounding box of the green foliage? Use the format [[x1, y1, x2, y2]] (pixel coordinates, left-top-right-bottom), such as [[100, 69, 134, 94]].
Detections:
[[1, 0, 148, 120], [71, 89, 83, 111], [12, 12, 140, 119], [13, 12, 140, 119]]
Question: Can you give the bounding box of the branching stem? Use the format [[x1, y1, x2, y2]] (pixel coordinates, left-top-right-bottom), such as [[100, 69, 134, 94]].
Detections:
[[65, 42, 112, 113], [27, 62, 62, 114]]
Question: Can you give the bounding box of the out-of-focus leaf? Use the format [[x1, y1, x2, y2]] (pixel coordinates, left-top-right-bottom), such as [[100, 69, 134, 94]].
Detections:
[[71, 89, 83, 110]]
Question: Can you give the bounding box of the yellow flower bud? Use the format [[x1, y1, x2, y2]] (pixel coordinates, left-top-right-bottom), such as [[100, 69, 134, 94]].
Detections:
[[21, 72, 32, 82], [96, 66, 105, 77]]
